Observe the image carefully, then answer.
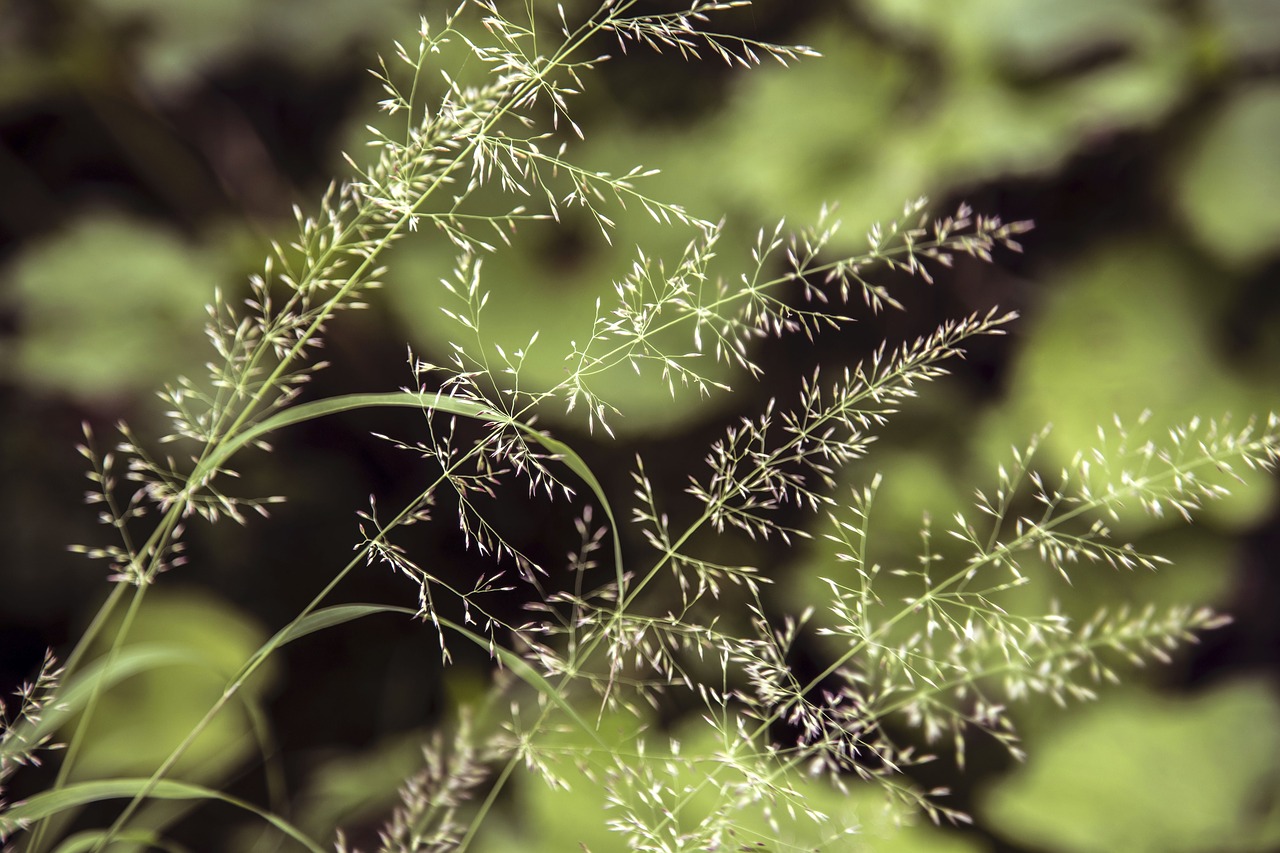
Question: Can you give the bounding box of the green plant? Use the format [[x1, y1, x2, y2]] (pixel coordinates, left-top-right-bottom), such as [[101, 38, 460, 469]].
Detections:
[[2, 1, 1277, 851]]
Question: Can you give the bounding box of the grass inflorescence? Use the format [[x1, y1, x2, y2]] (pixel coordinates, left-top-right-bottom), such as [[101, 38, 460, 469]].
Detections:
[[2, 2, 1277, 851]]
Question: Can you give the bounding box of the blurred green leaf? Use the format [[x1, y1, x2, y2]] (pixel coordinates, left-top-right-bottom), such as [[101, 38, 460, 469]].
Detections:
[[4, 214, 215, 401], [7, 645, 205, 753], [991, 239, 1277, 530], [87, 0, 418, 85], [910, 0, 1188, 181], [980, 0, 1169, 74], [981, 680, 1280, 853], [1, 777, 324, 853], [1175, 85, 1280, 269], [72, 589, 274, 781], [1204, 0, 1280, 64], [254, 0, 419, 72], [711, 3, 1189, 234], [704, 26, 918, 229], [88, 0, 261, 87], [288, 729, 429, 844]]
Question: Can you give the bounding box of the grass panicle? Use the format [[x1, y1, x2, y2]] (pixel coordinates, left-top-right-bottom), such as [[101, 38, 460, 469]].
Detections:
[[3, 2, 1277, 852]]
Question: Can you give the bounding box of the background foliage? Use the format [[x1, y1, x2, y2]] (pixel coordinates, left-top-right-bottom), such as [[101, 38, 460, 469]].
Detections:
[[1, 0, 1278, 850]]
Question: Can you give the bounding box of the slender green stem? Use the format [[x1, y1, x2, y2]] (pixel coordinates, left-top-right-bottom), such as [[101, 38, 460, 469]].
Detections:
[[89, 456, 463, 852]]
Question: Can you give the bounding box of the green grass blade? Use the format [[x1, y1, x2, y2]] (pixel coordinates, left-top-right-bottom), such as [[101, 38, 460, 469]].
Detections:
[[194, 392, 624, 584], [1, 646, 206, 758], [267, 603, 417, 648], [1, 779, 324, 853], [51, 828, 194, 853]]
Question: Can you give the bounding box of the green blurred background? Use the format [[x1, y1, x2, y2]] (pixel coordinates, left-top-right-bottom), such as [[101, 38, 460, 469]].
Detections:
[[1, 0, 1279, 850]]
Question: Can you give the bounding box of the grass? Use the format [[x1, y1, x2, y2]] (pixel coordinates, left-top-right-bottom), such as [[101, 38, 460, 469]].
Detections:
[[2, 2, 1277, 851]]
